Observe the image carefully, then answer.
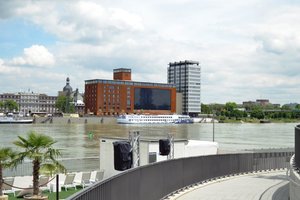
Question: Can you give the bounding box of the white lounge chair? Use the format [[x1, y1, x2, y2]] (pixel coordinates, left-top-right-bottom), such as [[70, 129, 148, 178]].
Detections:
[[61, 173, 77, 191], [2, 177, 17, 196], [81, 172, 93, 188], [91, 171, 104, 183], [39, 176, 50, 192]]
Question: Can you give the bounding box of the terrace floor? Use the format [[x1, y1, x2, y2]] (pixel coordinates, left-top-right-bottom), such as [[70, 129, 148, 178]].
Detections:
[[169, 170, 289, 200]]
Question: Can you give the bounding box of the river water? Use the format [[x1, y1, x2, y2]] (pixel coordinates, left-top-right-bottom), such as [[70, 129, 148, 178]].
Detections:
[[0, 122, 297, 159]]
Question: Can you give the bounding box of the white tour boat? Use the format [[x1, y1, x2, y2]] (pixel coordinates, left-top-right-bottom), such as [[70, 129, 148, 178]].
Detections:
[[117, 114, 193, 124], [0, 116, 33, 124]]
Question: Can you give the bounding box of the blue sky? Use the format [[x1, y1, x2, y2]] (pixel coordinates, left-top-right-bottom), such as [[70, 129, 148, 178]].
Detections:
[[0, 0, 300, 105]]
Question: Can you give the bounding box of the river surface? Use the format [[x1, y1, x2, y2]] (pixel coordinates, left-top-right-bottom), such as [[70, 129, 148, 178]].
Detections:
[[0, 122, 297, 158]]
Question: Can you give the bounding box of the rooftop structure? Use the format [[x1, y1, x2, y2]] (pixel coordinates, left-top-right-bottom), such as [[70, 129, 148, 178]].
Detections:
[[113, 68, 132, 81], [63, 77, 73, 95]]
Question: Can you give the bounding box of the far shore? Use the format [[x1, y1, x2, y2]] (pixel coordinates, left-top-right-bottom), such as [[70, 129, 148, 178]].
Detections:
[[219, 118, 300, 123], [33, 116, 116, 124], [32, 115, 300, 124]]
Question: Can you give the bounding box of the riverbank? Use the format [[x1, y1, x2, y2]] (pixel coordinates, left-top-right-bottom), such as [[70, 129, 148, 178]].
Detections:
[[33, 116, 116, 124], [219, 117, 300, 123]]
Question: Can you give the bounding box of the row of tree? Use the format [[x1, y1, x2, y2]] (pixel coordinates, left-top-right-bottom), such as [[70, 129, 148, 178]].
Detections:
[[0, 131, 64, 199], [201, 102, 300, 120]]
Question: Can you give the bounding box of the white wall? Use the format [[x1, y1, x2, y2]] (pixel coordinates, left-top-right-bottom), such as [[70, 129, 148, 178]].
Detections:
[[184, 140, 218, 157], [100, 138, 218, 178]]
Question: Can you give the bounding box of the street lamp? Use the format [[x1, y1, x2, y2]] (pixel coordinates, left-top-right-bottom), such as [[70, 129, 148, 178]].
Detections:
[[212, 111, 215, 142]]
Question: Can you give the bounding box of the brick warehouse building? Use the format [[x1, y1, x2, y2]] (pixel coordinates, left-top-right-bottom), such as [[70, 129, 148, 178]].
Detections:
[[85, 68, 176, 115]]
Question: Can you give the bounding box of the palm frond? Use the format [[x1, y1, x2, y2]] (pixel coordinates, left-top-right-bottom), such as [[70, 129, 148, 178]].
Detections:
[[40, 162, 66, 177], [13, 131, 65, 195], [0, 147, 19, 168]]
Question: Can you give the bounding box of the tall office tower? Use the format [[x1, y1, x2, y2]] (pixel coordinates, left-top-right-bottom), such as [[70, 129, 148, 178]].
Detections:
[[168, 60, 201, 116]]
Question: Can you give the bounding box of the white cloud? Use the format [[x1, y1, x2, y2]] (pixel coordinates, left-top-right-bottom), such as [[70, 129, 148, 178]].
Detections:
[[1, 0, 300, 104], [0, 59, 22, 74], [13, 1, 144, 44], [10, 45, 55, 67], [0, 57, 67, 94], [254, 12, 300, 55]]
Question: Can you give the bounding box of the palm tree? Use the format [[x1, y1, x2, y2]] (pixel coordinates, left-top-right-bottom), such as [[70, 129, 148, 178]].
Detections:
[[14, 131, 65, 198], [0, 147, 17, 197]]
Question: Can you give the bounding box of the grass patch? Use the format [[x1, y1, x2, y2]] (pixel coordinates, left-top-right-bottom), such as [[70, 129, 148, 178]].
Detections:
[[7, 188, 82, 200]]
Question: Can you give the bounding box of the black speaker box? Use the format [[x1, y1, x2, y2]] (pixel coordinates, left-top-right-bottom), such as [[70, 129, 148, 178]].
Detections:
[[113, 141, 132, 171], [159, 139, 170, 156]]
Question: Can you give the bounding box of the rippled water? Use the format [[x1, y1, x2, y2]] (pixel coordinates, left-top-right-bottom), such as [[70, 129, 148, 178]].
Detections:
[[0, 122, 297, 158]]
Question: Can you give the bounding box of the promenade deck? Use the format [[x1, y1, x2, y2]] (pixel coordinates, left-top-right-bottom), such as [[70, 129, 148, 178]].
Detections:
[[169, 170, 288, 200]]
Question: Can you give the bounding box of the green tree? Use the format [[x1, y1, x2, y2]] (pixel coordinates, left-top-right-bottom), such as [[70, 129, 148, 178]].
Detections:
[[4, 100, 18, 112], [281, 104, 292, 111], [250, 107, 265, 119], [0, 147, 17, 197], [209, 104, 225, 116], [292, 110, 300, 118], [232, 109, 245, 119], [55, 95, 67, 112], [224, 102, 237, 112], [55, 96, 75, 113], [69, 102, 75, 113], [14, 131, 65, 197], [201, 104, 212, 114], [223, 102, 238, 118]]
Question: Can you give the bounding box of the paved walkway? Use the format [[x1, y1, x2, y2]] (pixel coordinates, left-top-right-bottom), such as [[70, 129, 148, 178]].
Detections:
[[169, 170, 289, 200]]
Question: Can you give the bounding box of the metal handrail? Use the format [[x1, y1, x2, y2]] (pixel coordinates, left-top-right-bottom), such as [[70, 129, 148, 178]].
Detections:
[[3, 157, 100, 177], [68, 151, 293, 200]]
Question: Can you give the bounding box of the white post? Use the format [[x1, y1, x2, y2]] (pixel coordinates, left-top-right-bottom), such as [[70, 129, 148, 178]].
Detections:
[[129, 131, 140, 167], [167, 133, 174, 160]]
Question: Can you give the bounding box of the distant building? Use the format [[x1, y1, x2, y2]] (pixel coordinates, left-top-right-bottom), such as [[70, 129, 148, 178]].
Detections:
[[242, 99, 280, 110], [168, 60, 201, 117], [0, 92, 57, 115], [84, 68, 176, 115], [73, 88, 85, 115], [256, 99, 270, 106], [242, 101, 256, 107], [243, 99, 270, 107], [20, 92, 57, 115], [58, 77, 85, 115]]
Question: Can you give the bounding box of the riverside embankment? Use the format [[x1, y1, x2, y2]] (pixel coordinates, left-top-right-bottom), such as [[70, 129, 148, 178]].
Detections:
[[33, 116, 116, 124]]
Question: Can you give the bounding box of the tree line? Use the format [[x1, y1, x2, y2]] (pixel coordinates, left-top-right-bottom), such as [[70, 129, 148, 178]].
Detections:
[[201, 102, 300, 120]]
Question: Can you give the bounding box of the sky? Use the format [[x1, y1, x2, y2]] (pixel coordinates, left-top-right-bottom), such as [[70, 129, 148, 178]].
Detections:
[[0, 0, 299, 105]]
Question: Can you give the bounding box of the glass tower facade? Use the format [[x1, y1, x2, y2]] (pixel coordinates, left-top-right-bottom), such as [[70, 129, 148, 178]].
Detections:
[[134, 88, 171, 110], [168, 60, 201, 116]]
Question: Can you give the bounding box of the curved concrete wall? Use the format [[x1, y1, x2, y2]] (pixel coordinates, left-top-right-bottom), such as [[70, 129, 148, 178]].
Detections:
[[289, 155, 300, 200], [68, 151, 293, 200], [290, 124, 300, 200]]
